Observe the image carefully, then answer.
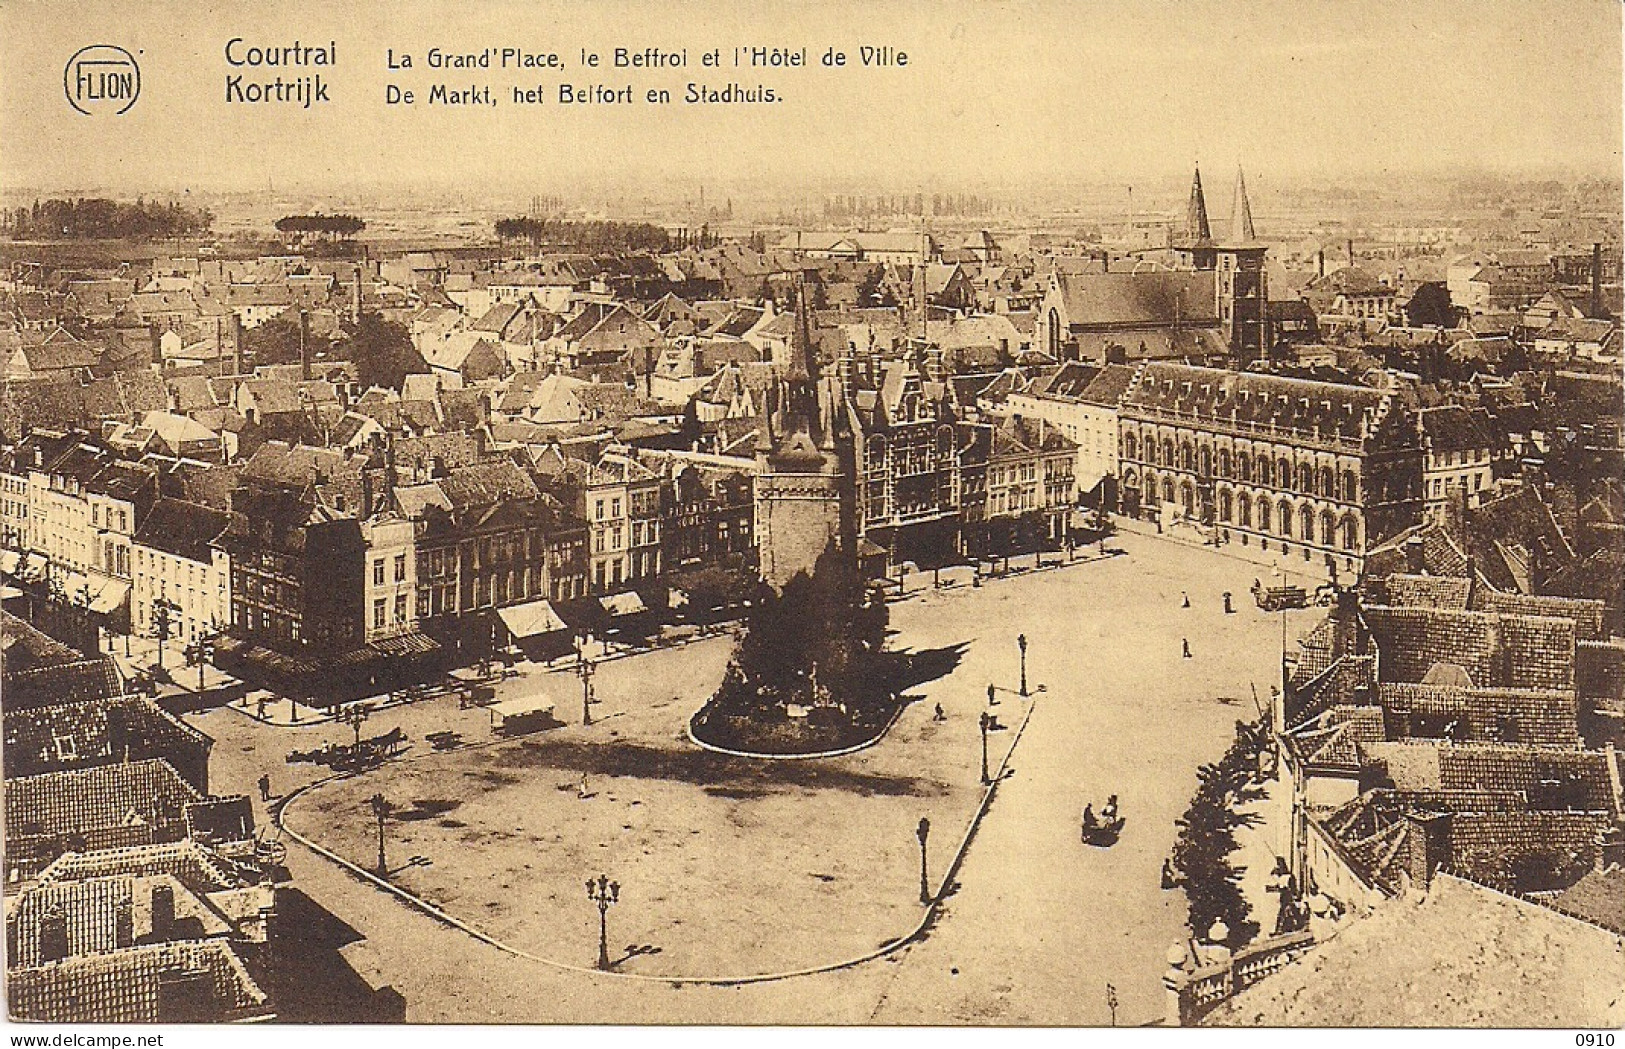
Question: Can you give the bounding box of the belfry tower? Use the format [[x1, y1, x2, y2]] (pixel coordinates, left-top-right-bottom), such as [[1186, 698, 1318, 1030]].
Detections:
[[1214, 165, 1269, 362], [753, 283, 857, 590]]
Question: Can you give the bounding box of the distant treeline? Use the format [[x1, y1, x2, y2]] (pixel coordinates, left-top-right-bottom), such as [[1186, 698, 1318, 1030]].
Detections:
[[494, 216, 671, 253], [274, 213, 366, 238], [4, 198, 213, 240]]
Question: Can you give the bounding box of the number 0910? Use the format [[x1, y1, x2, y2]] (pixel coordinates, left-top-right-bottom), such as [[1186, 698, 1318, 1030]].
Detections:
[[1576, 1035, 1614, 1047]]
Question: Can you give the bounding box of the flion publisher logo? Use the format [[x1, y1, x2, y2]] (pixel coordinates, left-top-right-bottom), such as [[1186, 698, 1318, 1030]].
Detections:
[[65, 45, 141, 115]]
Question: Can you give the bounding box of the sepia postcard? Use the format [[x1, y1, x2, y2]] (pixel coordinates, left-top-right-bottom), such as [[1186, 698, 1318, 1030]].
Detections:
[[0, 0, 1622, 1034]]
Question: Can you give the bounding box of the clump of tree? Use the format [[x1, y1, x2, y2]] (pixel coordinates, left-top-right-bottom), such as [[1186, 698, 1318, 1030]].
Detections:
[[494, 216, 671, 253], [1168, 716, 1269, 949], [711, 545, 890, 727], [242, 313, 327, 368], [337, 314, 427, 392], [274, 214, 366, 239], [4, 198, 212, 240]]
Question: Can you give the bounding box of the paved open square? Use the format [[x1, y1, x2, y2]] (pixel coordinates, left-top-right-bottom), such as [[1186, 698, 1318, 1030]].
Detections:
[[191, 531, 1320, 1020]]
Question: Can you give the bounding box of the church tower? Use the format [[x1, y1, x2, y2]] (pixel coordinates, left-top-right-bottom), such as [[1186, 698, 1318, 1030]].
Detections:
[[1214, 165, 1269, 362], [754, 283, 857, 590], [1174, 165, 1217, 271]]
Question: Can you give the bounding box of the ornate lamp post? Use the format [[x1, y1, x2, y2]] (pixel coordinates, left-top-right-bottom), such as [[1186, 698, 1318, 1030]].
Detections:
[[576, 646, 596, 726], [916, 817, 932, 905], [340, 704, 371, 757], [368, 793, 392, 877], [1017, 633, 1029, 697], [979, 710, 993, 785], [586, 873, 619, 970]]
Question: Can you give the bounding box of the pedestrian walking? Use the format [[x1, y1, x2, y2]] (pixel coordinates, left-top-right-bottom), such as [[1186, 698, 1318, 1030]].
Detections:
[[257, 773, 271, 802], [578, 773, 590, 799], [1181, 591, 1190, 608], [933, 702, 946, 722], [1222, 591, 1233, 614], [1182, 638, 1192, 659]]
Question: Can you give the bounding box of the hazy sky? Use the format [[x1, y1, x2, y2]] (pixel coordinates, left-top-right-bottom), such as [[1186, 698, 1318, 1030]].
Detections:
[[2, 0, 1620, 195]]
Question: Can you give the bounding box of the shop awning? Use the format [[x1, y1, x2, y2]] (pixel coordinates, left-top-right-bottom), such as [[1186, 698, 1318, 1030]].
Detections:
[[600, 591, 647, 617], [497, 599, 570, 639], [87, 580, 129, 615]]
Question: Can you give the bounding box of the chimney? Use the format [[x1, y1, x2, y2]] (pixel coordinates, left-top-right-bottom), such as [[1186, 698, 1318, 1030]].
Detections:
[[1318, 250, 1325, 279], [38, 904, 70, 963], [114, 895, 135, 948], [362, 466, 374, 518], [299, 309, 311, 382], [1346, 239, 1355, 267], [233, 313, 244, 376], [1402, 810, 1451, 890], [150, 882, 175, 939], [148, 322, 162, 369], [1591, 242, 1603, 319], [1404, 534, 1427, 574], [353, 268, 363, 324]]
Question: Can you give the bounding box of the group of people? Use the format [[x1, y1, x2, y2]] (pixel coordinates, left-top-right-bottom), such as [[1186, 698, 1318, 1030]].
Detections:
[[1081, 793, 1119, 830]]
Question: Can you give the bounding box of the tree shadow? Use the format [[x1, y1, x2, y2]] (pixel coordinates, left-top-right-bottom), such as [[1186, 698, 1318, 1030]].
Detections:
[[890, 641, 972, 693], [488, 737, 949, 798]]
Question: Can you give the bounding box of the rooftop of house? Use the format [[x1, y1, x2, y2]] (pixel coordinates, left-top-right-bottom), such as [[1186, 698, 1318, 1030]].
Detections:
[[1205, 873, 1625, 1027], [8, 938, 271, 1023]]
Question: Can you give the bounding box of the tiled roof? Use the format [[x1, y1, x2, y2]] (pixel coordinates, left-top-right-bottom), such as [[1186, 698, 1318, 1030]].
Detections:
[[133, 498, 231, 564], [7, 872, 230, 966], [5, 658, 124, 710], [37, 840, 247, 894], [437, 459, 539, 509], [7, 759, 201, 844], [4, 696, 212, 784], [1362, 605, 1575, 691], [1469, 590, 1606, 640], [1361, 740, 1618, 812], [1550, 867, 1625, 935], [1379, 573, 1473, 610], [1122, 363, 1388, 444], [1287, 704, 1386, 768], [1374, 682, 1580, 746], [9, 939, 271, 1022]]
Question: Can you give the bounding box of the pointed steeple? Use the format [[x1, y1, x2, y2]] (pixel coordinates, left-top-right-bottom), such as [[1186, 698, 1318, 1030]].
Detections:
[[786, 279, 816, 383], [1229, 165, 1257, 244], [1184, 165, 1212, 245]]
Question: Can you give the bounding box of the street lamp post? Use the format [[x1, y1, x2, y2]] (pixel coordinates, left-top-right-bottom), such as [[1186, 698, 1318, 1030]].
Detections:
[[586, 873, 620, 970], [1017, 633, 1029, 697], [979, 710, 993, 785], [916, 817, 931, 905], [576, 647, 596, 726], [368, 793, 391, 877], [341, 704, 370, 757]]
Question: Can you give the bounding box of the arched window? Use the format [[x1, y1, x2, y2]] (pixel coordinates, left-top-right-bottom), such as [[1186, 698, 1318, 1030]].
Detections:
[[1279, 500, 1294, 537], [1163, 439, 1175, 468], [1342, 470, 1359, 503], [1181, 481, 1195, 514], [1320, 466, 1335, 499], [1300, 504, 1315, 542], [1123, 432, 1138, 461], [1219, 448, 1232, 477], [1238, 492, 1252, 527], [1320, 509, 1336, 547], [1258, 498, 1271, 532], [1219, 489, 1233, 522], [1200, 445, 1213, 476], [1297, 462, 1313, 494], [1258, 458, 1272, 486], [1162, 477, 1175, 504], [1341, 514, 1359, 551], [1278, 457, 1291, 489], [1237, 451, 1251, 482]]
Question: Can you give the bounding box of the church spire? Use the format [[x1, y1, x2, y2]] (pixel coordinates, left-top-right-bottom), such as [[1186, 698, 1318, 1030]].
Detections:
[[786, 279, 816, 383], [1229, 164, 1257, 244], [1185, 165, 1212, 245]]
